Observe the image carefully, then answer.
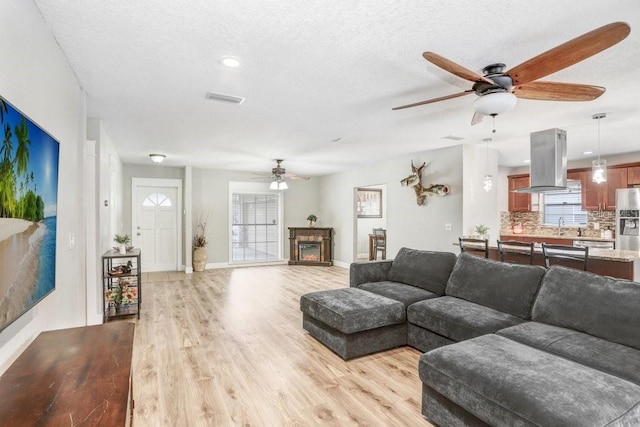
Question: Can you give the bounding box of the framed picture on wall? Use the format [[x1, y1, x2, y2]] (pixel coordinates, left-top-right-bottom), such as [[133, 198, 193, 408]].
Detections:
[[357, 188, 382, 218], [0, 95, 60, 332]]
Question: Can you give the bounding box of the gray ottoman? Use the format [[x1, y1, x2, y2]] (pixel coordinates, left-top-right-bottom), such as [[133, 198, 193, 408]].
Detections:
[[300, 288, 407, 360]]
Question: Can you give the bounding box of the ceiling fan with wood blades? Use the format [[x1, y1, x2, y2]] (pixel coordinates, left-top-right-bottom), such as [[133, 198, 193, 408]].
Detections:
[[392, 22, 630, 125]]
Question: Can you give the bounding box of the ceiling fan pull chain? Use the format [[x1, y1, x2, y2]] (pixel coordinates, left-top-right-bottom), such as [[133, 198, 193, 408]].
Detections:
[[492, 115, 496, 133]]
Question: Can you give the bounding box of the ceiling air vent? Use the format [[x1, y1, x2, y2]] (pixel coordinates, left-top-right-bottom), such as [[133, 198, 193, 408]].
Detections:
[[205, 91, 245, 105], [443, 135, 464, 141]]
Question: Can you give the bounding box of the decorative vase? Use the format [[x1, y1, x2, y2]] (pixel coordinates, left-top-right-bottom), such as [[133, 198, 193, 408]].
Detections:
[[193, 247, 207, 272], [119, 243, 126, 255], [308, 221, 316, 228]]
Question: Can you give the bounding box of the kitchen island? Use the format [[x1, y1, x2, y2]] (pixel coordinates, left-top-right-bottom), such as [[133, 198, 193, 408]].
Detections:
[[460, 240, 640, 280]]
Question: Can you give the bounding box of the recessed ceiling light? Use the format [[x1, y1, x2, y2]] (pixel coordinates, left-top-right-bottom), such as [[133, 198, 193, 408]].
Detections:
[[523, 159, 531, 164], [218, 56, 241, 68], [583, 150, 594, 155]]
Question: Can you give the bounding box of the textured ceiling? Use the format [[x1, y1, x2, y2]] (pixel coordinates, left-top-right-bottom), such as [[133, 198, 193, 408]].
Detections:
[[33, 0, 640, 176]]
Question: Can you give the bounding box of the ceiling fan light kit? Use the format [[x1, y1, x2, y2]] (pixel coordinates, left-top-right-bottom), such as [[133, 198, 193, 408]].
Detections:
[[270, 178, 288, 190], [473, 92, 517, 116]]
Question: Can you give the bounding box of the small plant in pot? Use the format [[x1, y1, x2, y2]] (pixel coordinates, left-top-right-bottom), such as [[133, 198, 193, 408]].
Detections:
[[474, 224, 490, 239], [114, 233, 131, 254], [307, 214, 318, 227]]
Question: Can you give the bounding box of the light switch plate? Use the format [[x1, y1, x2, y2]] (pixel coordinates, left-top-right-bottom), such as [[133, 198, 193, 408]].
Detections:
[[68, 233, 75, 250]]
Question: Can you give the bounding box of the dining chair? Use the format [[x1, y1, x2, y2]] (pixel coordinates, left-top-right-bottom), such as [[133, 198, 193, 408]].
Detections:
[[497, 240, 535, 265], [372, 228, 387, 260], [458, 237, 489, 258], [542, 243, 589, 271]]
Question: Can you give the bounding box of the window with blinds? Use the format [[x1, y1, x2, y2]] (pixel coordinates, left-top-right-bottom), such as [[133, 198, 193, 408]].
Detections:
[[231, 193, 280, 262], [543, 180, 588, 226]]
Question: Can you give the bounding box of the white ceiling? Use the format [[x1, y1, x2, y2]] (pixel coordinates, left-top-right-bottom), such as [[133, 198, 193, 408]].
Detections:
[[33, 0, 640, 177]]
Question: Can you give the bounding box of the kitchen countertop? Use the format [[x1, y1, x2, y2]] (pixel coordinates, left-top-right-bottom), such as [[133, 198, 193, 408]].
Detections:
[[460, 241, 639, 262], [585, 248, 640, 262], [499, 233, 615, 242]]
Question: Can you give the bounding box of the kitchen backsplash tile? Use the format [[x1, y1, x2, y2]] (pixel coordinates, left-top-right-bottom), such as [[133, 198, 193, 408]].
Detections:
[[501, 211, 615, 238]]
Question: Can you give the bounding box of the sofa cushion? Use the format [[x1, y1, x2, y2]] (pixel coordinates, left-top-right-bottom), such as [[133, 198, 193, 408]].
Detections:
[[407, 296, 524, 342], [420, 334, 640, 426], [300, 288, 405, 334], [533, 266, 640, 350], [497, 322, 640, 386], [445, 252, 545, 319], [387, 247, 457, 295], [357, 281, 440, 307]]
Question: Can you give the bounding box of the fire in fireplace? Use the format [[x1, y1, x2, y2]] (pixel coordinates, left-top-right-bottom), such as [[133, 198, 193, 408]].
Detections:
[[299, 243, 321, 261]]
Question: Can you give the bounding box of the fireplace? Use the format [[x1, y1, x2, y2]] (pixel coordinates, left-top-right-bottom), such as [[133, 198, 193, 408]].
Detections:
[[288, 227, 333, 266], [299, 243, 321, 261]]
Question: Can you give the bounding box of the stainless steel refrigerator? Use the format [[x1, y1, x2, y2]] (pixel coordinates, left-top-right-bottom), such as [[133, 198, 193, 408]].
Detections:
[[616, 188, 640, 251]]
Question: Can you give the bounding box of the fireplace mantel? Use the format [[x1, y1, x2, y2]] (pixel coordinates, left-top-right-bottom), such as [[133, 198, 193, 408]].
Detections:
[[288, 227, 333, 266]]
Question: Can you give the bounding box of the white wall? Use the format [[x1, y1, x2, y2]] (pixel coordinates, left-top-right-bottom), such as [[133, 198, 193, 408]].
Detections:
[[462, 144, 499, 242], [0, 0, 86, 371], [192, 168, 320, 264], [318, 145, 464, 264], [86, 119, 123, 324]]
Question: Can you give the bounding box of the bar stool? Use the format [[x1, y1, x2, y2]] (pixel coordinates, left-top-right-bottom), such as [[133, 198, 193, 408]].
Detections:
[[497, 240, 535, 265], [458, 237, 489, 258], [542, 243, 589, 271]]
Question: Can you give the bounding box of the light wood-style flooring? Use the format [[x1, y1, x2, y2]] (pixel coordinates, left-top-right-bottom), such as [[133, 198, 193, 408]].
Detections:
[[122, 265, 431, 426]]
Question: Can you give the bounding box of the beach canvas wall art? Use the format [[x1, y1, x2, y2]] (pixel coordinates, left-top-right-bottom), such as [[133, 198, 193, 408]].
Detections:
[[0, 95, 59, 332]]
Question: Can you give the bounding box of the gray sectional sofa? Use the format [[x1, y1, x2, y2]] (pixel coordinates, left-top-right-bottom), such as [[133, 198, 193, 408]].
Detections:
[[300, 248, 640, 426]]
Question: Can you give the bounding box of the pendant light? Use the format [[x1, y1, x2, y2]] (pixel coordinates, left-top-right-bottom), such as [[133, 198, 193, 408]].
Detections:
[[592, 113, 607, 184], [483, 138, 493, 192]]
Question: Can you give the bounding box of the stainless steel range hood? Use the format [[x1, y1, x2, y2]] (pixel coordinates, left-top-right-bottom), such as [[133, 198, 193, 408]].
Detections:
[[515, 128, 567, 193]]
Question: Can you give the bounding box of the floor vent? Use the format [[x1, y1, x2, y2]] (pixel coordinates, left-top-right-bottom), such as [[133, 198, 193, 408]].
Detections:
[[205, 91, 245, 105]]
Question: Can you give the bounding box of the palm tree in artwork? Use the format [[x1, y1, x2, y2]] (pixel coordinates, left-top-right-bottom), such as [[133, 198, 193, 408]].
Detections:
[[0, 99, 7, 124], [0, 124, 15, 216], [1, 123, 12, 163], [14, 117, 31, 178]]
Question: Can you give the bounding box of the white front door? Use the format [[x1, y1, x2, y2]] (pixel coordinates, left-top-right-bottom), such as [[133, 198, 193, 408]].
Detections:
[[132, 178, 182, 272]]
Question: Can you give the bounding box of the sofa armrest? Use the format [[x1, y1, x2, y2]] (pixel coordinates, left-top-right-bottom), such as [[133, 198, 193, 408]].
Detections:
[[350, 260, 394, 287]]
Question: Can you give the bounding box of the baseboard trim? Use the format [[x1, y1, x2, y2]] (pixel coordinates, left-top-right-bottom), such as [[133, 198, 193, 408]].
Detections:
[[333, 260, 349, 269]]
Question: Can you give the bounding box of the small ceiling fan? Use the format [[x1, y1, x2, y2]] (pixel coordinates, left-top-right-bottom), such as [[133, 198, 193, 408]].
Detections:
[[392, 22, 630, 125], [252, 159, 310, 189]]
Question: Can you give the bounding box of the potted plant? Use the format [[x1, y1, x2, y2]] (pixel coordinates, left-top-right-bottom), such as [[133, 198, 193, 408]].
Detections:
[[474, 224, 490, 240], [307, 214, 318, 228], [193, 210, 210, 272], [114, 233, 131, 255]]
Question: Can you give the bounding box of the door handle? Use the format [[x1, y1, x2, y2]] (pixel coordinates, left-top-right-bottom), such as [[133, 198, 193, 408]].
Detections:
[[137, 232, 141, 236]]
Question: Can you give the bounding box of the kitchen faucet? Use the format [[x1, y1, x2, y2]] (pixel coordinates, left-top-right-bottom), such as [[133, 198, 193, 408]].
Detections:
[[557, 217, 565, 235]]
